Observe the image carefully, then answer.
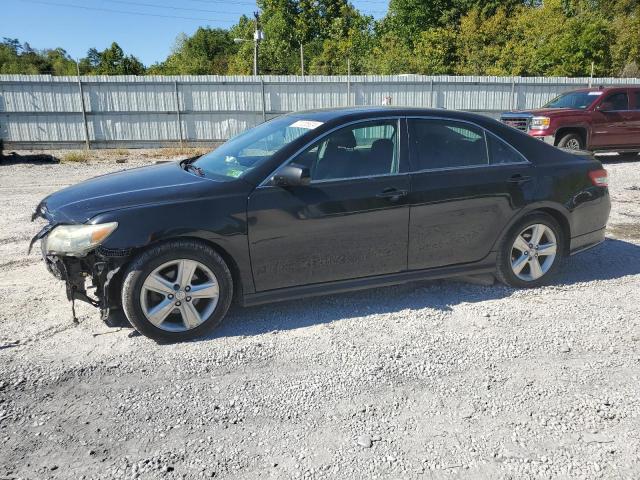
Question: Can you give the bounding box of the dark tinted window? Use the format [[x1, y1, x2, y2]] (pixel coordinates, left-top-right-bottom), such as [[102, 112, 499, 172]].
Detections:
[[487, 133, 526, 165], [602, 92, 629, 111], [295, 120, 398, 181], [633, 91, 640, 110], [408, 119, 488, 170]]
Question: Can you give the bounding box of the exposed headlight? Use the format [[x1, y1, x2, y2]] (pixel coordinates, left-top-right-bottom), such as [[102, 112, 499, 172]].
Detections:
[[44, 222, 118, 256], [530, 116, 551, 130]]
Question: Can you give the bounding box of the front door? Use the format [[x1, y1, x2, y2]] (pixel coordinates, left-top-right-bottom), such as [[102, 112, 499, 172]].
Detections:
[[406, 117, 533, 270], [591, 91, 633, 149], [628, 89, 640, 149], [247, 118, 411, 291]]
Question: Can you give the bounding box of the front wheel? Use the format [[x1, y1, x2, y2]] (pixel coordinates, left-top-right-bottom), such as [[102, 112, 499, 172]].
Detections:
[[495, 213, 565, 288], [556, 132, 584, 150], [121, 240, 233, 341]]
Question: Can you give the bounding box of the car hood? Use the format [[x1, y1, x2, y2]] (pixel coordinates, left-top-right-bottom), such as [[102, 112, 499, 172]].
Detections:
[[502, 108, 587, 117], [35, 161, 221, 224]]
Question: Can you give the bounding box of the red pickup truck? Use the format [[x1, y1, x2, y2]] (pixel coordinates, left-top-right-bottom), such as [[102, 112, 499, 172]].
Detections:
[[500, 86, 640, 157]]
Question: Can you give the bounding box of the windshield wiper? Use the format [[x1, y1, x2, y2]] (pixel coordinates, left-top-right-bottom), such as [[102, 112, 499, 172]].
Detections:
[[181, 157, 205, 177], [185, 163, 205, 176]]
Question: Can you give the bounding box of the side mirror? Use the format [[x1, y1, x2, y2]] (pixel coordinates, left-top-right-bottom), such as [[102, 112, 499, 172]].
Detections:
[[271, 164, 311, 187]]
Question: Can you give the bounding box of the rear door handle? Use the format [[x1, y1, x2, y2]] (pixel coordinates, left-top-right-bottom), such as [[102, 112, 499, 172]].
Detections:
[[508, 174, 533, 185], [377, 187, 408, 201]]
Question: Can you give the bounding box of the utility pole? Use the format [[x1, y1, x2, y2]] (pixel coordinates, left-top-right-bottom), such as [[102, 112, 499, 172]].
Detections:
[[75, 60, 90, 150], [253, 11, 264, 76], [300, 43, 304, 76]]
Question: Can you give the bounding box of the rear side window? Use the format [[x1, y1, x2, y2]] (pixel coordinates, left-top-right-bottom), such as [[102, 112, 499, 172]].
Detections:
[[487, 133, 527, 165], [408, 119, 488, 171]]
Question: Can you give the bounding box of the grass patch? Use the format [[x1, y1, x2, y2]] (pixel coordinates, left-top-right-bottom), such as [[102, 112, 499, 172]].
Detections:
[[61, 151, 90, 163], [143, 147, 210, 159]]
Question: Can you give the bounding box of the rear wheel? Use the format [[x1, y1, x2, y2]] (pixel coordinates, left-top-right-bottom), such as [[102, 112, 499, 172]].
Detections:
[[121, 239, 233, 341], [618, 152, 639, 160], [496, 213, 565, 288], [556, 132, 584, 150]]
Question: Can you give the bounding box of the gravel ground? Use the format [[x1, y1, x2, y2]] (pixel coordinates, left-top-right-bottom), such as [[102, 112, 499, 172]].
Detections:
[[1, 152, 639, 480]]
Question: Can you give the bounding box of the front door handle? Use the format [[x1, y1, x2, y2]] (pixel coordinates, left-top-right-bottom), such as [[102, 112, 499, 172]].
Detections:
[[377, 187, 408, 202], [508, 174, 533, 185]]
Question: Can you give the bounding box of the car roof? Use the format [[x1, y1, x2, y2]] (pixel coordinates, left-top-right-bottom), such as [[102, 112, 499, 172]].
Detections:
[[283, 106, 492, 124]]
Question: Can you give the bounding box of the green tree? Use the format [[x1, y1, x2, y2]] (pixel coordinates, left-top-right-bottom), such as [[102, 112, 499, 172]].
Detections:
[[364, 32, 413, 74], [456, 7, 516, 75], [81, 42, 144, 75], [149, 28, 236, 74], [412, 27, 458, 74]]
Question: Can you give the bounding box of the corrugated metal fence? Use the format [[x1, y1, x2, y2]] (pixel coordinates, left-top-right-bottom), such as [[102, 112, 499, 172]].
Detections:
[[1, 74, 639, 149]]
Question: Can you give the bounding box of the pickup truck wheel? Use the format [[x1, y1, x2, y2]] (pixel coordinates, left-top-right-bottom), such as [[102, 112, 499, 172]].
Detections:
[[557, 133, 584, 150], [121, 240, 233, 342]]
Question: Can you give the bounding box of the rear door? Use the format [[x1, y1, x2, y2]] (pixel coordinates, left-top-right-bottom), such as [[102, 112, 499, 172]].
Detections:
[[406, 117, 533, 270], [247, 118, 411, 291]]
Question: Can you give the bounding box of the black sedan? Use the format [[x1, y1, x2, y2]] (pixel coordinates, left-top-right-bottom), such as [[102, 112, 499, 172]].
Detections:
[[32, 107, 611, 341]]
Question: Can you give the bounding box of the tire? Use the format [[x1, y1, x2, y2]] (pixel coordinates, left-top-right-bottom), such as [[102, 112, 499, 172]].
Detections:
[[495, 213, 565, 288], [618, 152, 639, 160], [121, 239, 233, 342], [556, 132, 584, 150]]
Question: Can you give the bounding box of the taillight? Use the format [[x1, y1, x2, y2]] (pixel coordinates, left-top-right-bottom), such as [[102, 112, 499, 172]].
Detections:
[[588, 169, 608, 187]]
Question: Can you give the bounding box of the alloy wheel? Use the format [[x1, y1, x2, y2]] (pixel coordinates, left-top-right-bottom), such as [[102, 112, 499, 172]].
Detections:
[[565, 138, 581, 150], [510, 223, 557, 282], [140, 259, 220, 332]]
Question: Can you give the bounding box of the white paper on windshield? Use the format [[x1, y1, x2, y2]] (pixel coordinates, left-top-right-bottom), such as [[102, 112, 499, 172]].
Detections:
[[290, 120, 324, 130], [588, 91, 603, 95]]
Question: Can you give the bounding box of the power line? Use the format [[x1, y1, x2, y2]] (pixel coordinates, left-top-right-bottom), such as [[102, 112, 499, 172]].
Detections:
[[103, 0, 254, 15], [17, 0, 242, 23]]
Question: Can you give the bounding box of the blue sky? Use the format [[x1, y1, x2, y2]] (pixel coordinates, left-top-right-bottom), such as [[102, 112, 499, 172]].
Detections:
[[3, 0, 389, 66]]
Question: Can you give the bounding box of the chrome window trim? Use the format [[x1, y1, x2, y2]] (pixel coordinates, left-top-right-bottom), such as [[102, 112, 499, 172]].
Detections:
[[405, 115, 531, 170], [257, 116, 403, 188]]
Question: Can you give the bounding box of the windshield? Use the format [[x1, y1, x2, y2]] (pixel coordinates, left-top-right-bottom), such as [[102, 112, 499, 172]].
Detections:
[[543, 91, 601, 110], [193, 116, 323, 179]]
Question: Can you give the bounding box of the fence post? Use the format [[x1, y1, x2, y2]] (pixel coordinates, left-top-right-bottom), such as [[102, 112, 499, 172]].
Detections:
[[75, 63, 90, 150], [260, 78, 267, 122], [510, 77, 516, 110], [346, 58, 351, 106], [430, 78, 434, 108], [173, 80, 184, 147]]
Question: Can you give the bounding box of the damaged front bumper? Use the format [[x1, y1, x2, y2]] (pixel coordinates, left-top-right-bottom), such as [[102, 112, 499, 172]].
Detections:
[[30, 205, 130, 322]]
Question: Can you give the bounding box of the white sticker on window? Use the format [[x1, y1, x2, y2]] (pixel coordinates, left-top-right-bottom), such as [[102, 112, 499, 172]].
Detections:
[[290, 120, 324, 130], [588, 91, 604, 95]]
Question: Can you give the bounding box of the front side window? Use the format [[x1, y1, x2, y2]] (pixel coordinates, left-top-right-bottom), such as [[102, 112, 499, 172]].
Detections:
[[408, 119, 488, 171], [632, 91, 640, 110], [293, 120, 399, 181], [194, 115, 322, 179], [601, 92, 629, 111]]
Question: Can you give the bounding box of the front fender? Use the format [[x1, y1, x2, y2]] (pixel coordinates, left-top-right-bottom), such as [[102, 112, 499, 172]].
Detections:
[[90, 195, 255, 295]]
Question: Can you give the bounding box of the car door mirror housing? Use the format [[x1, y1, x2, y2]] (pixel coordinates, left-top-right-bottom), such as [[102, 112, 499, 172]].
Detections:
[[271, 164, 311, 187]]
